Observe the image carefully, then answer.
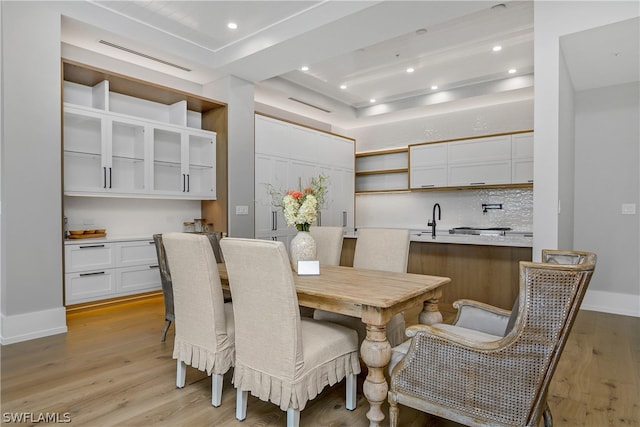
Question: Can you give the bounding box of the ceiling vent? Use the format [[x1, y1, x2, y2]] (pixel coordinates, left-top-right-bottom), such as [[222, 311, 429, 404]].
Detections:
[[98, 40, 192, 72], [287, 97, 331, 113]]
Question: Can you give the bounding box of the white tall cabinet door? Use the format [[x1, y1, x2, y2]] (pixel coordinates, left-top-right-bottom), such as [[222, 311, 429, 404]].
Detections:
[[109, 116, 147, 194], [182, 130, 216, 199], [254, 114, 354, 237], [255, 154, 290, 237], [151, 125, 183, 195]]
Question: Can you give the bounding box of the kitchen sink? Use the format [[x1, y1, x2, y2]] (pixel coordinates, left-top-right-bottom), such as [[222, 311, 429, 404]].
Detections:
[[449, 227, 512, 236]]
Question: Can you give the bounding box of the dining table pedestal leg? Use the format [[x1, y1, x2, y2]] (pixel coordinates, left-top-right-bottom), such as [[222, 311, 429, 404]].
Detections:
[[360, 324, 391, 427], [418, 290, 443, 325]]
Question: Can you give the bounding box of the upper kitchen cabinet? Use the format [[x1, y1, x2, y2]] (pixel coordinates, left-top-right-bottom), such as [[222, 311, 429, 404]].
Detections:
[[447, 135, 512, 187], [62, 61, 225, 201], [511, 132, 534, 184], [408, 131, 534, 191]]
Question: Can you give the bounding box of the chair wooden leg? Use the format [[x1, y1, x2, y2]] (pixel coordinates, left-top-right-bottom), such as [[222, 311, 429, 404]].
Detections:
[[389, 395, 399, 427], [236, 388, 248, 421], [286, 408, 300, 427], [543, 403, 553, 427], [346, 373, 356, 410], [176, 360, 186, 388], [211, 374, 223, 407], [160, 320, 171, 342]]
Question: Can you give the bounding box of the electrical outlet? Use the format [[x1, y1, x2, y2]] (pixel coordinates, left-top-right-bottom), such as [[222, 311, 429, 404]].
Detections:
[[235, 205, 249, 215], [622, 203, 636, 215]]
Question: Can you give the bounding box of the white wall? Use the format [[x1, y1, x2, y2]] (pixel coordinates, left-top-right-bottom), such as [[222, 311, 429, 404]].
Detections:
[[574, 82, 639, 316], [533, 1, 640, 259], [534, 1, 639, 316], [1, 2, 67, 343]]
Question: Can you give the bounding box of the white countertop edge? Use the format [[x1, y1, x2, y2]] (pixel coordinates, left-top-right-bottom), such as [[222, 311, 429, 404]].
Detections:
[[64, 235, 154, 244], [343, 230, 532, 248]]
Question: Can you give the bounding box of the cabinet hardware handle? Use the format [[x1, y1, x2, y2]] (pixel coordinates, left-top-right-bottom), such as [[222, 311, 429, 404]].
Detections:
[[109, 167, 112, 188], [182, 174, 186, 192], [79, 244, 105, 249], [148, 241, 156, 245], [318, 211, 322, 226], [149, 265, 159, 269], [528, 180, 533, 183], [470, 182, 485, 186], [186, 174, 190, 192], [342, 211, 347, 227], [103, 167, 107, 188], [272, 211, 277, 231], [421, 184, 435, 188], [80, 271, 105, 277]]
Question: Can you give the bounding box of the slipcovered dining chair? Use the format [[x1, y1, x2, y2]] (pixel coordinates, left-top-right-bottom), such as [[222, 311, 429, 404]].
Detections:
[[162, 232, 235, 407], [219, 237, 361, 427], [153, 232, 224, 341], [309, 226, 344, 266], [314, 227, 410, 347], [299, 226, 345, 318], [387, 249, 596, 427]]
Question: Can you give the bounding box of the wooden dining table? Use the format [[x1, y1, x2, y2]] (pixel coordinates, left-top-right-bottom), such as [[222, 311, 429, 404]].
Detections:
[[217, 263, 450, 427]]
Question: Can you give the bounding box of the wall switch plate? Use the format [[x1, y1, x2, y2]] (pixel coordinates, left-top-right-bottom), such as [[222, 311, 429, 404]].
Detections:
[[235, 205, 249, 215], [622, 203, 636, 215]]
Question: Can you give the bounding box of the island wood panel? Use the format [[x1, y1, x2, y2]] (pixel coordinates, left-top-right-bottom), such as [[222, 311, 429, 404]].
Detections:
[[339, 237, 531, 312]]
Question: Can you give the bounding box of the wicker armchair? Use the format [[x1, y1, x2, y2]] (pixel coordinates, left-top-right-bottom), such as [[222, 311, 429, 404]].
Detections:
[[388, 250, 596, 427]]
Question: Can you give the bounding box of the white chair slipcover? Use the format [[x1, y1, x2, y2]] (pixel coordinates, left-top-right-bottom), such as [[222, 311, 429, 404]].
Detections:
[[219, 237, 360, 426], [162, 232, 235, 407]]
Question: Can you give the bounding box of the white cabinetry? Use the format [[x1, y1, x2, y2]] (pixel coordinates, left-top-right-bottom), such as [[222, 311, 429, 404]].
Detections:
[[254, 115, 355, 246], [63, 80, 216, 200], [408, 131, 533, 190], [511, 132, 534, 184], [64, 238, 160, 305], [409, 144, 448, 189], [447, 135, 512, 187]]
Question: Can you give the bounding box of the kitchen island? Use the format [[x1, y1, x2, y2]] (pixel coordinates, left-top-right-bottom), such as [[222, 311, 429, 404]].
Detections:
[[339, 229, 532, 314]]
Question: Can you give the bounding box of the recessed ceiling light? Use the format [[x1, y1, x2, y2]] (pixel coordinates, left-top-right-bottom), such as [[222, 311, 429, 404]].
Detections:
[[227, 22, 238, 30], [369, 99, 376, 103], [340, 84, 347, 90], [493, 45, 502, 52], [431, 85, 438, 90], [508, 68, 517, 74], [406, 67, 415, 73], [301, 66, 309, 71]]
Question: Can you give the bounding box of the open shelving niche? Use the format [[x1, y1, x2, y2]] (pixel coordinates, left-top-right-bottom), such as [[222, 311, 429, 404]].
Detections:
[[355, 148, 409, 193]]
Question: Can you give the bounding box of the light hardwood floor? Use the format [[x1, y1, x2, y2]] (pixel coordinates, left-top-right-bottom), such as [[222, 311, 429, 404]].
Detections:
[[1, 296, 638, 426]]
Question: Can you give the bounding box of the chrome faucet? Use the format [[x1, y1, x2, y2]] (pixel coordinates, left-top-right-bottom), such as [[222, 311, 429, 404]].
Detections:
[[428, 203, 441, 239]]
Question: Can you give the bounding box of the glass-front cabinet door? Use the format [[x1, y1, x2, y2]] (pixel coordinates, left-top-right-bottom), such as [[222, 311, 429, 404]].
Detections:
[[183, 130, 216, 199], [109, 117, 146, 194], [63, 106, 109, 194], [151, 125, 183, 195]]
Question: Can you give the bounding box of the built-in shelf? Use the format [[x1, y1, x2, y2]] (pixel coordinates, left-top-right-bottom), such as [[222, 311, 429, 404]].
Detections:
[[355, 148, 409, 193]]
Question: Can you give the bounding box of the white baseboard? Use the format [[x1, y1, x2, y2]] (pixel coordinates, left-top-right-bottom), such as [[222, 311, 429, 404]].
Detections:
[[1, 307, 67, 345], [580, 289, 640, 318]]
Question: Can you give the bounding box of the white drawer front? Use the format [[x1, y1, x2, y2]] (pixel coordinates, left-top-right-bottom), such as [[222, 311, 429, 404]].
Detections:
[[448, 161, 511, 186], [118, 265, 162, 294], [65, 270, 116, 304], [117, 240, 158, 267], [65, 243, 114, 273]]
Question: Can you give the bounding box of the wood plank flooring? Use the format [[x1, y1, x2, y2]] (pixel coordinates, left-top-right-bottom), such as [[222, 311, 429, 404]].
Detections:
[[1, 296, 638, 426]]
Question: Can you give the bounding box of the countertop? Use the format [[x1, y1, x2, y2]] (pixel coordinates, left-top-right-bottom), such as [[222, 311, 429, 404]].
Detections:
[[344, 229, 533, 248], [64, 235, 154, 244]]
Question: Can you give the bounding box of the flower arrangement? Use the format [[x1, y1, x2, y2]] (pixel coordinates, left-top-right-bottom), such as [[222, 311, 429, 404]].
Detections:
[[267, 174, 328, 232]]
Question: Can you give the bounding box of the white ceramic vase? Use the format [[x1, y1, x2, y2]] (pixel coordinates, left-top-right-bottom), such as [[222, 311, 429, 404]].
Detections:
[[290, 231, 316, 272]]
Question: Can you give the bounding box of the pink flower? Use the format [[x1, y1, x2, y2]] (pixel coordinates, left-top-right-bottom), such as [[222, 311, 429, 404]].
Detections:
[[287, 190, 303, 199]]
